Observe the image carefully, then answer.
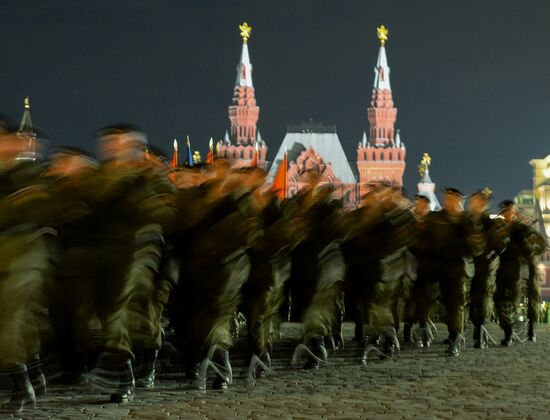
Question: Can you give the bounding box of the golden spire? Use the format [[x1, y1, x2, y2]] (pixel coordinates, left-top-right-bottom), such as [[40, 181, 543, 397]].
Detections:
[[239, 22, 252, 44], [377, 25, 389, 47], [24, 96, 30, 109], [418, 152, 431, 177]]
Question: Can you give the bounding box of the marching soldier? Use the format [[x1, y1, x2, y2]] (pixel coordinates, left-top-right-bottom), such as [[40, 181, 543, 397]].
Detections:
[[90, 126, 177, 402], [287, 182, 346, 369], [0, 133, 57, 413], [413, 188, 479, 356], [495, 200, 546, 345], [466, 189, 508, 348], [399, 194, 431, 344]]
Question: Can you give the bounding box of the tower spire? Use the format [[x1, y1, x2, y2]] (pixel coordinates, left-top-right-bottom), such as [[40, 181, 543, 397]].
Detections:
[[18, 96, 34, 136], [227, 21, 260, 146], [357, 25, 405, 196], [235, 22, 253, 87], [16, 96, 37, 161], [219, 21, 267, 168], [373, 25, 391, 91]]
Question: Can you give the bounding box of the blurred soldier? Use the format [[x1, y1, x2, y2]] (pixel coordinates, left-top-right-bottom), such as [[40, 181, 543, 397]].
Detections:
[[495, 200, 546, 345], [45, 148, 101, 384], [237, 170, 294, 381], [90, 126, 177, 402], [287, 182, 346, 369], [413, 188, 478, 356], [170, 167, 256, 389], [466, 189, 508, 348], [343, 186, 415, 361], [399, 194, 431, 344], [0, 133, 57, 413]]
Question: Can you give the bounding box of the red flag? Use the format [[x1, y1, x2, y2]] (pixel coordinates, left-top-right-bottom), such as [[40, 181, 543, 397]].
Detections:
[[251, 142, 259, 167], [272, 149, 287, 199], [170, 139, 178, 168], [206, 138, 214, 165], [206, 149, 214, 165]]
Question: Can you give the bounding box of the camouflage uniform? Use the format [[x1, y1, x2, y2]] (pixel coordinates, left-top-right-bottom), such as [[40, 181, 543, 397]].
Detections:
[[413, 209, 478, 354], [495, 220, 545, 344], [467, 214, 507, 347], [0, 161, 57, 410]]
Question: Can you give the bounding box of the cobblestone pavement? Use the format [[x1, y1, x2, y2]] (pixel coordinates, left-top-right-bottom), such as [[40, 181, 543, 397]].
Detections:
[[2, 322, 549, 419]]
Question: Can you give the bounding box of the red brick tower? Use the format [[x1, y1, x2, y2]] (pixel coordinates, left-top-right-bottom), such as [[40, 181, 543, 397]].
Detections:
[[357, 25, 406, 198], [218, 22, 267, 168]]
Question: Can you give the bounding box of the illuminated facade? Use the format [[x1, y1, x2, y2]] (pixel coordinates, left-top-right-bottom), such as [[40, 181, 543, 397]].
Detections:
[[530, 157, 550, 299]]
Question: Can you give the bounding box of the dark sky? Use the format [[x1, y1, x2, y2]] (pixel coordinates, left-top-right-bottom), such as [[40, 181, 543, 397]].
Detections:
[[1, 0, 550, 202]]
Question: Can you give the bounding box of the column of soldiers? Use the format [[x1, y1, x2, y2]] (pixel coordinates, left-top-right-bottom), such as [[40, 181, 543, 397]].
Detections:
[[0, 122, 547, 414]]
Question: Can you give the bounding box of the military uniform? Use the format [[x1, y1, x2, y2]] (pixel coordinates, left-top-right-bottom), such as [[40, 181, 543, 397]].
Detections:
[[0, 160, 57, 411], [287, 190, 345, 369], [343, 195, 416, 360], [467, 214, 507, 347], [495, 218, 545, 344], [170, 179, 255, 389], [413, 208, 478, 355], [239, 195, 293, 380]]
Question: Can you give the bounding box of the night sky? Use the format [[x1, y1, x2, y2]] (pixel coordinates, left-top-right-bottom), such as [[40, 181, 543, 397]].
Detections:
[[1, 0, 550, 203]]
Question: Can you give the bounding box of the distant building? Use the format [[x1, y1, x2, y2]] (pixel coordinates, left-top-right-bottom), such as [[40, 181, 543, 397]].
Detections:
[[267, 121, 358, 207], [218, 22, 268, 169], [356, 25, 406, 198], [530, 157, 550, 299], [514, 189, 537, 222], [266, 25, 407, 207]]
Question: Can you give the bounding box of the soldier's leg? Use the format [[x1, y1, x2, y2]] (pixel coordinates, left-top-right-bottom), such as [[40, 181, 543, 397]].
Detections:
[[495, 261, 521, 345], [526, 261, 541, 342], [95, 252, 136, 403], [367, 276, 401, 358], [412, 277, 439, 347], [469, 274, 483, 343], [0, 268, 43, 410], [440, 267, 467, 356]]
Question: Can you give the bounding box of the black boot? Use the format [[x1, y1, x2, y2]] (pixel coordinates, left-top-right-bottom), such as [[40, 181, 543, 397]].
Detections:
[[2, 364, 36, 413], [211, 349, 232, 390], [135, 350, 158, 389], [403, 323, 412, 344], [446, 334, 463, 356], [27, 355, 47, 397], [59, 351, 88, 385], [501, 323, 513, 346], [528, 321, 536, 343], [333, 325, 344, 350], [184, 362, 199, 380], [353, 322, 364, 343], [257, 351, 271, 378], [303, 337, 327, 370], [420, 325, 433, 348], [382, 328, 400, 359], [473, 325, 481, 348], [110, 360, 135, 403]]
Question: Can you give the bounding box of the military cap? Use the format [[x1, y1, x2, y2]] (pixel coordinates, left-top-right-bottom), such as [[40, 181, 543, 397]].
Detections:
[[414, 194, 431, 203], [96, 123, 147, 144], [499, 199, 515, 209], [443, 187, 465, 198]]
